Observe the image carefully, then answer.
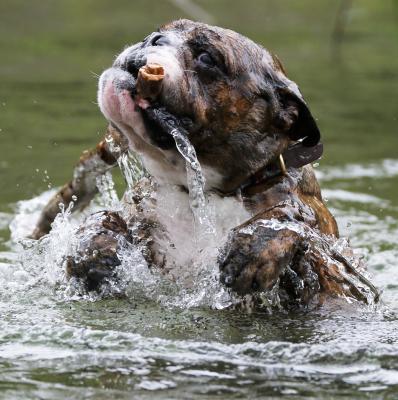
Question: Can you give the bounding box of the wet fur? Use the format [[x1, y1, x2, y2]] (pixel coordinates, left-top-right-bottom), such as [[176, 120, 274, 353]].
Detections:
[[46, 20, 377, 306]]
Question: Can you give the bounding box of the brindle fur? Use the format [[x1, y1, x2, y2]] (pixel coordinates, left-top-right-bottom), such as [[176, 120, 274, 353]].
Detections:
[[32, 20, 378, 306]]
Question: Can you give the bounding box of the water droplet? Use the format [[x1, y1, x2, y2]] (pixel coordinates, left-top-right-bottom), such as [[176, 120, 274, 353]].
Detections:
[[27, 145, 33, 149], [313, 162, 319, 168], [71, 195, 77, 201]]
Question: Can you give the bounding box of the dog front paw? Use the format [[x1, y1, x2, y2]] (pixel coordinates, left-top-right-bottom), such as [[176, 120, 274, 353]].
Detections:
[[219, 223, 301, 295], [66, 211, 129, 291]]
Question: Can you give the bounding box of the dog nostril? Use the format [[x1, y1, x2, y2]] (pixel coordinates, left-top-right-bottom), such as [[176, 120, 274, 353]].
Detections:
[[151, 34, 169, 47], [126, 62, 140, 79]]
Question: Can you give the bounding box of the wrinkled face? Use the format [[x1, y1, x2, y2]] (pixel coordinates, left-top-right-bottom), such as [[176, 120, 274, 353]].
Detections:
[[98, 19, 319, 193]]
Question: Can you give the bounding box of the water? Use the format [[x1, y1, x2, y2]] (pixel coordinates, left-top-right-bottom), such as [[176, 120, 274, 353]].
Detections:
[[142, 105, 216, 239], [169, 126, 216, 237], [1, 1, 398, 398]]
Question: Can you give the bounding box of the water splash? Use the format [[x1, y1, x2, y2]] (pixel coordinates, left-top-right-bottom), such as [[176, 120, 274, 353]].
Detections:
[[105, 132, 145, 190], [115, 244, 237, 310], [118, 151, 146, 190], [169, 127, 215, 237], [239, 218, 379, 305], [5, 141, 233, 309], [6, 124, 381, 310], [141, 106, 216, 239], [6, 200, 79, 299], [96, 170, 119, 210]]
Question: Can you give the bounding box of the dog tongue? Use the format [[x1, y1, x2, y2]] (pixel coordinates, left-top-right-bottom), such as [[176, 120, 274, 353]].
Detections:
[[136, 63, 165, 103]]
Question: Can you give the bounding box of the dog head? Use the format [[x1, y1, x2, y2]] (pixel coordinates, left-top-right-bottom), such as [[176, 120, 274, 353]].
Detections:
[[98, 19, 320, 193]]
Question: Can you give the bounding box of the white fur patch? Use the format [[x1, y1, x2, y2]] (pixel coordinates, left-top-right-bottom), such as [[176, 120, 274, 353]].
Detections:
[[140, 152, 187, 187], [153, 185, 250, 268]]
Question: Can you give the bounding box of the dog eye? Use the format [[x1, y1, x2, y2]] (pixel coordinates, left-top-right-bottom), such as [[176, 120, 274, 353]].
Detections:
[[197, 52, 216, 67], [151, 34, 169, 46]]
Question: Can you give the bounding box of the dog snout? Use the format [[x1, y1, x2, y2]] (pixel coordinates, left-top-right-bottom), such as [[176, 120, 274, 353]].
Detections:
[[114, 32, 172, 76], [125, 57, 146, 79], [113, 43, 147, 76]]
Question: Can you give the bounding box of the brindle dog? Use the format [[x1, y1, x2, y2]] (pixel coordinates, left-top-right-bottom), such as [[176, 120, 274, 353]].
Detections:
[[31, 20, 378, 306]]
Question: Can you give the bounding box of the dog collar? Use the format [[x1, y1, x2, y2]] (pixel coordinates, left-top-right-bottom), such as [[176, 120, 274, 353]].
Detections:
[[238, 141, 323, 195], [282, 141, 323, 169]]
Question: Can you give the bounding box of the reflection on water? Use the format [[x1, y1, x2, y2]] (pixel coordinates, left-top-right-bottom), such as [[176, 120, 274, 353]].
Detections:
[[0, 0, 398, 398]]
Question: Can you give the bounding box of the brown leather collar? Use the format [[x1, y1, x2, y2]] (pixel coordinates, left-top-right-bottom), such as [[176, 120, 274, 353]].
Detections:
[[237, 142, 323, 195]]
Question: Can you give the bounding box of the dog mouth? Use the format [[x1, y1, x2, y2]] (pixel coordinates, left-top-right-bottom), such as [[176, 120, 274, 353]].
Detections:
[[139, 105, 179, 150], [128, 64, 187, 150], [99, 60, 199, 157]]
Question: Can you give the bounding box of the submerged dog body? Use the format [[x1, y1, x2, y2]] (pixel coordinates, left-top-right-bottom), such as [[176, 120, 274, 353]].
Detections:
[[33, 20, 378, 306]]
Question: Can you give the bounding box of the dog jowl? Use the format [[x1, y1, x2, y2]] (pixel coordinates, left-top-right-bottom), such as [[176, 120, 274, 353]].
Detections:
[[34, 19, 379, 307]]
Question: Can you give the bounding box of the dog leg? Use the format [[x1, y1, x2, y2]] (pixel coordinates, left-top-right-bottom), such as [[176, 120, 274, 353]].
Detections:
[[30, 125, 128, 239], [65, 210, 131, 291], [219, 214, 379, 305], [219, 222, 303, 296]]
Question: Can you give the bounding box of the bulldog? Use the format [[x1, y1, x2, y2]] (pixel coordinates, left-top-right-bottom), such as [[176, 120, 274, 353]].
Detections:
[[31, 20, 379, 306]]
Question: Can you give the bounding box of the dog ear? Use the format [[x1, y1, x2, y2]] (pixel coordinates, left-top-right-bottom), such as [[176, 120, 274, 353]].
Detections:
[[273, 86, 320, 147]]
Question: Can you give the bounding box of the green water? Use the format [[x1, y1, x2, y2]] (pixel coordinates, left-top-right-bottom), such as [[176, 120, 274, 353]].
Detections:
[[0, 1, 398, 398]]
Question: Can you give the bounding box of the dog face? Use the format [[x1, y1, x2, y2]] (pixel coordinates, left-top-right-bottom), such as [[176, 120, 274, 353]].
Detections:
[[98, 19, 320, 193]]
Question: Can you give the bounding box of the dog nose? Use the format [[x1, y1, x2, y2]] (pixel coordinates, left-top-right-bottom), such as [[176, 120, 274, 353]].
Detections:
[[150, 34, 170, 47], [125, 59, 145, 79]]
